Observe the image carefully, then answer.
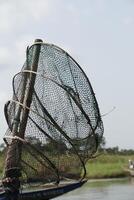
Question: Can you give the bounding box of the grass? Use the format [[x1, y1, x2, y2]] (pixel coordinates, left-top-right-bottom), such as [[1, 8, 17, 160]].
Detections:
[[54, 153, 132, 179], [0, 152, 5, 176], [86, 154, 134, 178], [0, 152, 134, 179]]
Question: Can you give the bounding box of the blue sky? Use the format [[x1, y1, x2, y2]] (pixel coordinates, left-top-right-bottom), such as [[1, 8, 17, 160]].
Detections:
[[0, 0, 134, 149]]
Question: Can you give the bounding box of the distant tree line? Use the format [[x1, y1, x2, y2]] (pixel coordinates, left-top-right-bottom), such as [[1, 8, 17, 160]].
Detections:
[[104, 146, 134, 155], [0, 136, 134, 156], [97, 137, 134, 155]]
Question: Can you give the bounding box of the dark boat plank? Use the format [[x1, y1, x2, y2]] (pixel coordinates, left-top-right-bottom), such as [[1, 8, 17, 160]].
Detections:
[[0, 180, 86, 200]]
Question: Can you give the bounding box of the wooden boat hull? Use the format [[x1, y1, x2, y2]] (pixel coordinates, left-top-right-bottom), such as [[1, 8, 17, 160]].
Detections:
[[0, 180, 86, 200]]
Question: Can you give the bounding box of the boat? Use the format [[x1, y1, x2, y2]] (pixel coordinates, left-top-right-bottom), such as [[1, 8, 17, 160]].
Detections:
[[0, 39, 104, 200]]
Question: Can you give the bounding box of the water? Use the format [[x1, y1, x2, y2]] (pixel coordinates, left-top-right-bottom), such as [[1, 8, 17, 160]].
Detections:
[[55, 178, 134, 200]]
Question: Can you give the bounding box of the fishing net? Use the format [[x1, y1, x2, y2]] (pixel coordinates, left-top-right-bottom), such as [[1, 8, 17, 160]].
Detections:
[[3, 42, 103, 184]]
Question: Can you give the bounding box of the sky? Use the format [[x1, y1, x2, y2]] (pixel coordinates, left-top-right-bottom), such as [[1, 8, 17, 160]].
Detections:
[[0, 0, 134, 149]]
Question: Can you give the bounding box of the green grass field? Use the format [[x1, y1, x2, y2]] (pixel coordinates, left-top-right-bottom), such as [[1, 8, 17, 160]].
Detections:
[[0, 152, 4, 176], [86, 154, 134, 178], [0, 152, 133, 179]]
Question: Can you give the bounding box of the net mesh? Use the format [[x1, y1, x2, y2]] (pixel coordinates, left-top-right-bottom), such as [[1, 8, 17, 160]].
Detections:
[[4, 43, 103, 184]]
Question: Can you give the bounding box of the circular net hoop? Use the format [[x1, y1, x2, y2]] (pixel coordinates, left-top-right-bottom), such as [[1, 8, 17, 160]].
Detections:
[[4, 43, 104, 184]]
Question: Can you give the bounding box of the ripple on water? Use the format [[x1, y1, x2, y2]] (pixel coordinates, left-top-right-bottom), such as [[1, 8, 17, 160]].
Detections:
[[54, 178, 134, 200]]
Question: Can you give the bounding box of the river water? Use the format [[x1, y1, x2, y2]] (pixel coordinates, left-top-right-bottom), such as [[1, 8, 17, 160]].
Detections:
[[55, 178, 134, 200]]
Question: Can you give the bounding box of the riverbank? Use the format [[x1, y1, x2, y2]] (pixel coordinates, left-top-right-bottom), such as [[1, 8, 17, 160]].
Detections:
[[86, 154, 134, 179], [0, 153, 133, 179]]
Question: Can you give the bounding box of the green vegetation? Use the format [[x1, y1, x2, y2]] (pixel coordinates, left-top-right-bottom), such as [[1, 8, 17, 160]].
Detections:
[[86, 153, 134, 179], [0, 144, 134, 179], [0, 153, 133, 179], [0, 151, 5, 176]]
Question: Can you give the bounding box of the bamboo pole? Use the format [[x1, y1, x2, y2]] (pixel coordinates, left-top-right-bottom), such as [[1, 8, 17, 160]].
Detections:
[[4, 39, 42, 188]]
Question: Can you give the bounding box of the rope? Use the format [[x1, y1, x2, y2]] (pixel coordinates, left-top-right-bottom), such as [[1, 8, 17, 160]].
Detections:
[[3, 135, 27, 144]]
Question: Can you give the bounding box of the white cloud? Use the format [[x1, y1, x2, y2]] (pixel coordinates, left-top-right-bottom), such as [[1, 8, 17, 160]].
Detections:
[[123, 16, 134, 25], [0, 91, 8, 103], [0, 0, 51, 33], [0, 47, 13, 65], [12, 0, 50, 23], [0, 3, 13, 32], [22, 0, 50, 21], [14, 35, 36, 64], [95, 0, 106, 12], [0, 0, 51, 70]]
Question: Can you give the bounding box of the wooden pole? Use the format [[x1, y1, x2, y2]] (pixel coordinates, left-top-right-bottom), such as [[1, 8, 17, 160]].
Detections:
[[4, 39, 43, 190]]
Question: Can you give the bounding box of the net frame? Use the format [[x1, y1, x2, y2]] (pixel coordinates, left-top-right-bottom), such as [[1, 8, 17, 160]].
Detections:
[[3, 42, 104, 185]]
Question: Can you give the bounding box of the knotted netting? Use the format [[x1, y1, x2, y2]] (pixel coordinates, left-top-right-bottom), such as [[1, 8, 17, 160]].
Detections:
[[3, 42, 103, 184]]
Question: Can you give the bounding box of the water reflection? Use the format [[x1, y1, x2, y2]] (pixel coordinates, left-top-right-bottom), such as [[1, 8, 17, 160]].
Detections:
[[55, 178, 134, 200]]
